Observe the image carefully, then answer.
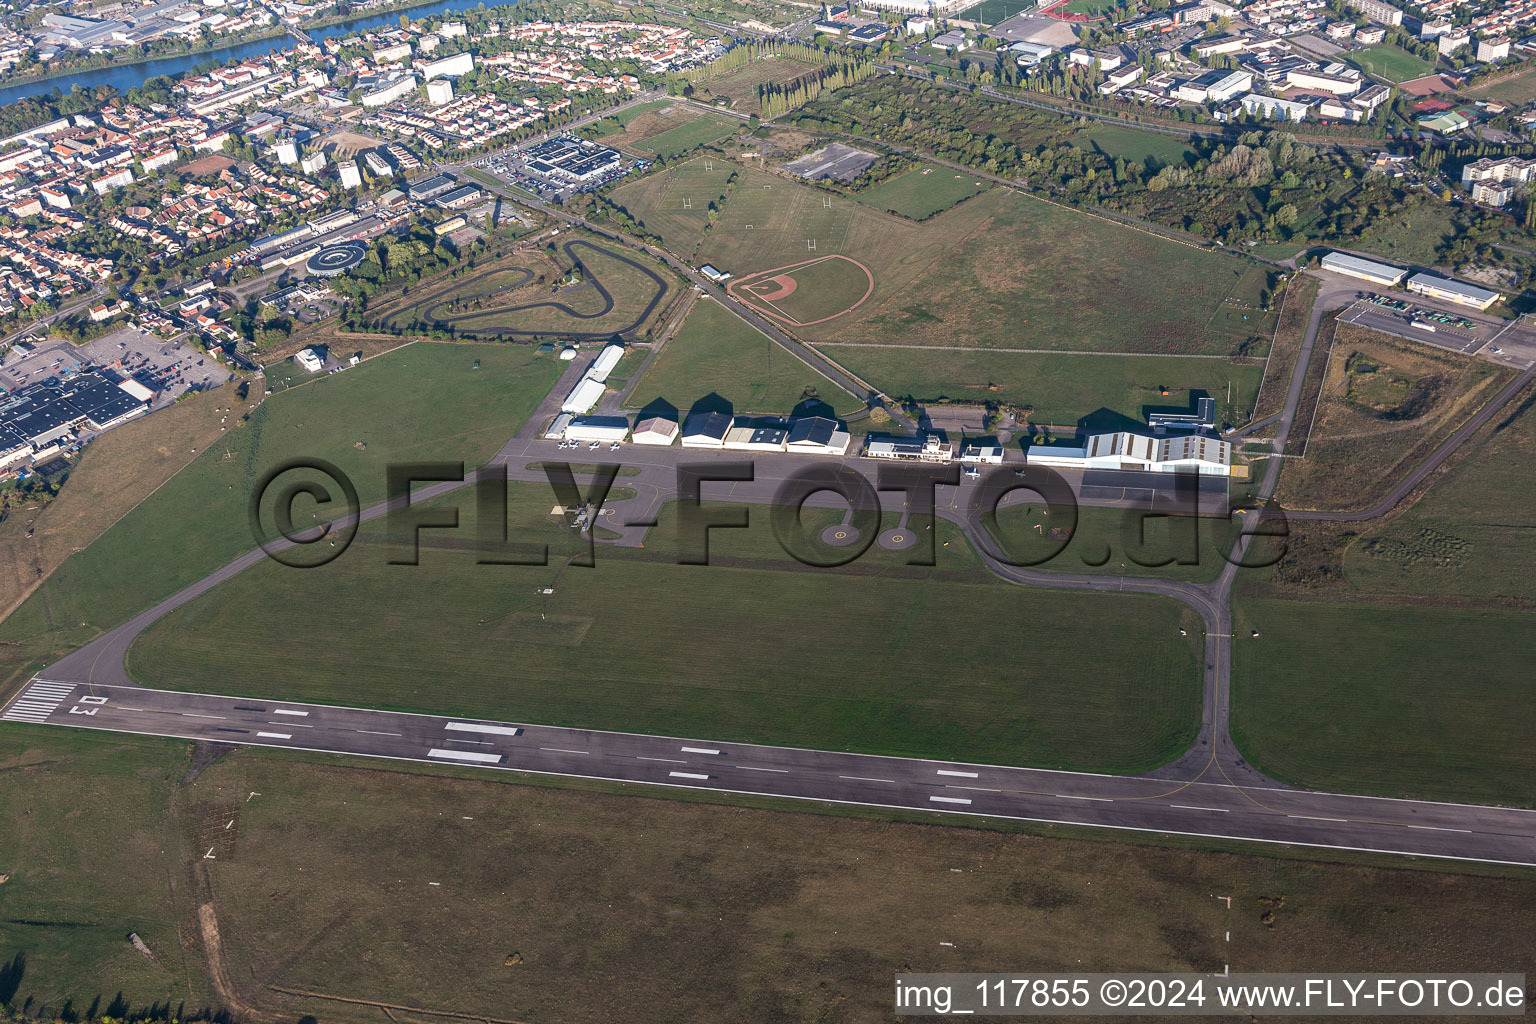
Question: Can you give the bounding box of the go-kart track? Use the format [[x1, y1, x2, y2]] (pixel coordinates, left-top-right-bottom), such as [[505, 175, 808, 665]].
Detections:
[[379, 239, 669, 339], [305, 241, 369, 277]]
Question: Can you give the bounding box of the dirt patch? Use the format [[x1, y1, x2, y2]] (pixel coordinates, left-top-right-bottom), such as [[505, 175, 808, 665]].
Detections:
[[179, 155, 237, 178]]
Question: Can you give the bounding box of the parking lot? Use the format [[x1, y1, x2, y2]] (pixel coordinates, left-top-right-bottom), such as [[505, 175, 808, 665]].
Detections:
[[1, 328, 232, 405], [1338, 299, 1536, 369]]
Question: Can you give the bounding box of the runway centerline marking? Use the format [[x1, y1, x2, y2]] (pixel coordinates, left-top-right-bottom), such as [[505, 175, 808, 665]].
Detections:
[[735, 766, 788, 773], [1172, 805, 1230, 813], [637, 756, 687, 763], [540, 747, 588, 754], [1289, 815, 1347, 823]]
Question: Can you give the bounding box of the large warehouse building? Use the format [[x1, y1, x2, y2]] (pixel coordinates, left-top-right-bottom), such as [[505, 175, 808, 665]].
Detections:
[[1321, 251, 1407, 287], [1026, 431, 1233, 476], [557, 342, 626, 416], [0, 371, 151, 469], [1406, 273, 1501, 311]]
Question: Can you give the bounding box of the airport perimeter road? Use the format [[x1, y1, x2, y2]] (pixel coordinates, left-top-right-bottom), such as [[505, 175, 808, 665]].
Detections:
[[6, 681, 1535, 866]]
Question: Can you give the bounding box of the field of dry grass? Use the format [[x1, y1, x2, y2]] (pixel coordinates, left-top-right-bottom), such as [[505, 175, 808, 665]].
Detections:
[[0, 377, 258, 644], [689, 57, 820, 114], [45, 738, 1536, 1023], [1276, 324, 1511, 512]]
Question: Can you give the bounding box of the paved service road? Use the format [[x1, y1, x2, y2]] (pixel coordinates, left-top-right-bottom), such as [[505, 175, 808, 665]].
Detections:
[[7, 682, 1534, 865]]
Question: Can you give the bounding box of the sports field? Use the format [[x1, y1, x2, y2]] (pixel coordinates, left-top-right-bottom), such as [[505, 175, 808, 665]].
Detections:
[[856, 165, 991, 220], [817, 347, 1264, 428], [0, 345, 561, 663], [667, 164, 1271, 355], [629, 297, 862, 416], [128, 488, 1204, 774], [1466, 66, 1536, 107], [1344, 45, 1436, 84], [1231, 598, 1536, 806], [960, 0, 1036, 24], [632, 111, 741, 159], [608, 157, 741, 257]]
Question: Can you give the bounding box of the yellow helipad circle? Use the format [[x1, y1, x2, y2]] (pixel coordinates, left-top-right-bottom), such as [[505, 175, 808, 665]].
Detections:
[[891, 534, 905, 543], [834, 530, 848, 539]]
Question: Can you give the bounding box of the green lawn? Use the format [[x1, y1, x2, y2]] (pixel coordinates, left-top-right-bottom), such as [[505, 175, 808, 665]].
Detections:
[[1072, 125, 1196, 168], [0, 344, 562, 662], [632, 113, 741, 159], [127, 487, 1204, 774], [630, 297, 863, 416], [991, 505, 1238, 584], [1231, 598, 1536, 806], [817, 346, 1264, 428], [857, 166, 991, 220], [1355, 200, 1462, 266], [1344, 45, 1436, 84]]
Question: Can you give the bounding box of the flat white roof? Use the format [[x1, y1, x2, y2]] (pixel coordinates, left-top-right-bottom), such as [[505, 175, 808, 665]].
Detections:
[[1321, 251, 1405, 280], [1408, 272, 1500, 303]]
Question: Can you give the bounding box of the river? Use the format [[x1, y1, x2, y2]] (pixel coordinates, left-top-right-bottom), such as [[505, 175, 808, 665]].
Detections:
[[0, 0, 494, 107]]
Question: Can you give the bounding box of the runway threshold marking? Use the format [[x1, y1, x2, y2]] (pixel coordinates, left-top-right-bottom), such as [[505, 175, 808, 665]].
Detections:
[[936, 769, 979, 778], [669, 771, 711, 780], [930, 796, 972, 805], [272, 709, 309, 717], [256, 731, 292, 739], [680, 746, 721, 755]]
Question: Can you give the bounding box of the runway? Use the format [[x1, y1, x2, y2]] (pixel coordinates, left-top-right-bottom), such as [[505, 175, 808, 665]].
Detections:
[[8, 681, 1535, 866]]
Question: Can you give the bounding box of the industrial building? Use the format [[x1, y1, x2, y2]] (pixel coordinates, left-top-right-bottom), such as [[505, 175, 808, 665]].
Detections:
[[723, 425, 789, 452], [1320, 251, 1407, 287], [563, 417, 629, 443], [1148, 397, 1218, 434], [1026, 432, 1233, 476], [632, 416, 679, 445], [785, 416, 851, 455], [1406, 273, 1501, 311], [681, 410, 731, 448], [557, 343, 626, 416], [523, 136, 622, 184], [0, 372, 151, 468]]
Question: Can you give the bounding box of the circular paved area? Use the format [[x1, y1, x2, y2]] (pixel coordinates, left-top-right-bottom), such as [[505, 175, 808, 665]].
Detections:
[[820, 524, 861, 547], [878, 528, 916, 551]]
